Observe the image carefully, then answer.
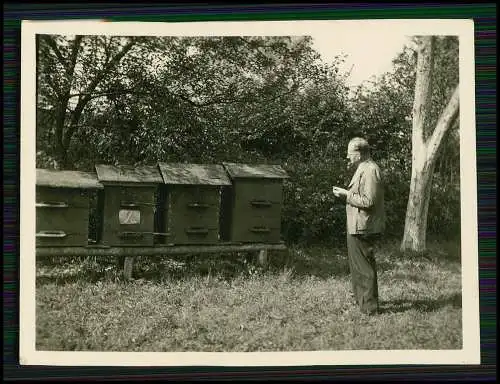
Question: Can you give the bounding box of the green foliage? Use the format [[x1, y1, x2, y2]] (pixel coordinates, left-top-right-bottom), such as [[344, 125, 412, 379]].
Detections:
[[427, 180, 461, 239], [36, 34, 460, 245]]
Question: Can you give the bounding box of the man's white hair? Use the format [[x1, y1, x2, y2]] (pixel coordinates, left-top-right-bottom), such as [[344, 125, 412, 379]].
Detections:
[[348, 137, 370, 155]]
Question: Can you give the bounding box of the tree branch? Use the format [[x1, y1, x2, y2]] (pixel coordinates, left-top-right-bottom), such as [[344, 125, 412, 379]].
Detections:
[[46, 79, 63, 99], [426, 85, 460, 162], [81, 38, 137, 104], [41, 35, 68, 70], [63, 38, 137, 149], [41, 36, 82, 108], [172, 84, 298, 108], [67, 36, 82, 78], [68, 89, 137, 100], [236, 36, 271, 65]]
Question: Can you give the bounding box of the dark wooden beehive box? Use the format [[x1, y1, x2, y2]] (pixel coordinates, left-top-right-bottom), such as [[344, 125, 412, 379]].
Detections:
[[36, 168, 103, 247], [158, 163, 232, 245], [221, 162, 289, 243], [95, 164, 162, 247]]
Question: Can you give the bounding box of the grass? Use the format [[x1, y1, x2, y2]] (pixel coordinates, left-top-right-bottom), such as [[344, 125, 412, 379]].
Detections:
[[35, 239, 463, 352]]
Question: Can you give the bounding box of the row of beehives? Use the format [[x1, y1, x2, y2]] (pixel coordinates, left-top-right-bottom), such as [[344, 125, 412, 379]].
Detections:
[[35, 162, 289, 247]]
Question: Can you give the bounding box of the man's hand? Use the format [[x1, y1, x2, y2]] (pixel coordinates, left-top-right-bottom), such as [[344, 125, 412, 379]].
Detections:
[[332, 186, 348, 198]]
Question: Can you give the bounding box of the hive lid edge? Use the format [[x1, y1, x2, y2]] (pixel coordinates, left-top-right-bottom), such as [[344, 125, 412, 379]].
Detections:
[[222, 162, 289, 179], [95, 164, 163, 184], [36, 168, 103, 189], [157, 162, 232, 185]]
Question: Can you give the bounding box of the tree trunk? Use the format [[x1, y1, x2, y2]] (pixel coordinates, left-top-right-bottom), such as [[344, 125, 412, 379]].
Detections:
[[53, 104, 69, 169], [400, 35, 460, 253], [401, 156, 436, 252], [400, 36, 434, 253]]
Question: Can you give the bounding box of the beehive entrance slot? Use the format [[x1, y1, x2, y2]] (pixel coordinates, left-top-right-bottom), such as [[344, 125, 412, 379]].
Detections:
[[36, 201, 69, 208], [250, 226, 271, 233], [36, 230, 67, 238], [185, 227, 209, 235], [250, 200, 272, 208], [187, 202, 209, 209]]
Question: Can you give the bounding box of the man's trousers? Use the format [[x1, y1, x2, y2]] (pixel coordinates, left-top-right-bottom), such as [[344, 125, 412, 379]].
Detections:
[[346, 233, 380, 314]]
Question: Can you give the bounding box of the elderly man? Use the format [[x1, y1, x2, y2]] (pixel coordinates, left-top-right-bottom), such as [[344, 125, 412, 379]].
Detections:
[[332, 137, 385, 315]]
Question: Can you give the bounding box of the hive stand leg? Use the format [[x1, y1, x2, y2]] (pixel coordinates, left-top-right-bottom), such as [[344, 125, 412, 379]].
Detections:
[[257, 249, 268, 268], [116, 255, 125, 270], [123, 256, 135, 280]]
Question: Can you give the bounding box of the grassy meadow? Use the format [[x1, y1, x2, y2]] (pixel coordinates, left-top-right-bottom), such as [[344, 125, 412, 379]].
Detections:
[[35, 240, 463, 352]]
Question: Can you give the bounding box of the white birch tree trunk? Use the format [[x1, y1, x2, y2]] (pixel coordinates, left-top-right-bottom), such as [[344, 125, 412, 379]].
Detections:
[[401, 36, 460, 252]]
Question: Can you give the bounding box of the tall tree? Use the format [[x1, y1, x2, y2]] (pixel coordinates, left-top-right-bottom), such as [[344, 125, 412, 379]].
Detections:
[[37, 35, 347, 171], [37, 34, 145, 169], [400, 36, 460, 252]]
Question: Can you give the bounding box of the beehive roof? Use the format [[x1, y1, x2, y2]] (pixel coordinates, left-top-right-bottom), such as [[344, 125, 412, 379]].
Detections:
[[158, 163, 231, 186], [36, 168, 103, 189], [95, 164, 163, 184], [222, 162, 289, 179]]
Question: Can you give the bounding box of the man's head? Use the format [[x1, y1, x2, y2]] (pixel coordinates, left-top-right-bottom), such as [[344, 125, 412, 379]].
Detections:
[[346, 137, 370, 169]]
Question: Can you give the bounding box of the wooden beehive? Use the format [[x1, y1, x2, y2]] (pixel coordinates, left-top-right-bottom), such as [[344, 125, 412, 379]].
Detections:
[[157, 162, 232, 245], [36, 168, 103, 247], [95, 164, 162, 247], [221, 162, 289, 243]]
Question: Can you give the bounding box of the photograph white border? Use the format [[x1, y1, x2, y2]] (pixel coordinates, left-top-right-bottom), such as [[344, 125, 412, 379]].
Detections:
[[20, 18, 480, 366]]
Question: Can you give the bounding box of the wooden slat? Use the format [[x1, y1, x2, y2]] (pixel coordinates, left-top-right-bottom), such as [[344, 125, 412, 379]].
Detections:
[[36, 242, 287, 256]]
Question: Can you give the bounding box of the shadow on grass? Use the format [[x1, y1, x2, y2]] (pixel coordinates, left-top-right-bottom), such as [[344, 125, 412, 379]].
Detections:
[[385, 238, 462, 264], [269, 247, 393, 279], [36, 272, 116, 286], [36, 239, 460, 285], [36, 256, 124, 285], [36, 246, 395, 285], [379, 292, 462, 314], [37, 253, 268, 285]]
